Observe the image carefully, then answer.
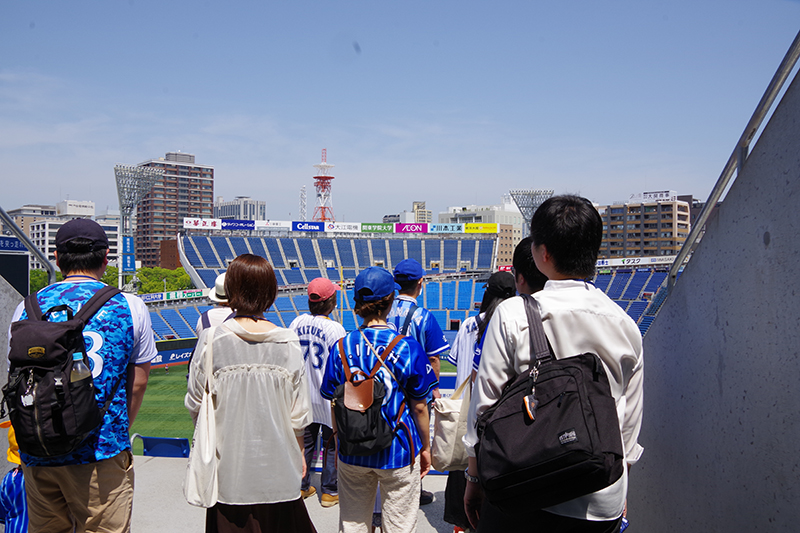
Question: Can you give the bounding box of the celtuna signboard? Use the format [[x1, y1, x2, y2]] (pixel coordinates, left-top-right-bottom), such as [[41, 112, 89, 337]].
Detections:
[[429, 224, 463, 234], [395, 223, 428, 233], [361, 223, 394, 233], [292, 221, 324, 232]]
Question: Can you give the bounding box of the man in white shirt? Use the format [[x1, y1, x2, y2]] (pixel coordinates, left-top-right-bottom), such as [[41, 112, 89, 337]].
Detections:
[[463, 195, 644, 532], [289, 278, 346, 508]]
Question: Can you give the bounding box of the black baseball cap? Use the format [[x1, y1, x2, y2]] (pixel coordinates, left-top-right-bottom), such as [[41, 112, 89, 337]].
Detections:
[[55, 218, 109, 253], [485, 271, 516, 299]]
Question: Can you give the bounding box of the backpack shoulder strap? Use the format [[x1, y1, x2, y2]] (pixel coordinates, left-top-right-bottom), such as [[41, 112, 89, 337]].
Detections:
[[201, 312, 211, 329], [520, 293, 552, 364], [400, 304, 418, 335], [23, 293, 44, 321], [367, 334, 405, 378], [74, 286, 122, 323], [338, 337, 353, 382]]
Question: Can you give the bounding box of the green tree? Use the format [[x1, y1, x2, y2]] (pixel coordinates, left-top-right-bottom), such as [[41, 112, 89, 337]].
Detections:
[[135, 267, 194, 294], [30, 269, 62, 292], [101, 266, 119, 288]]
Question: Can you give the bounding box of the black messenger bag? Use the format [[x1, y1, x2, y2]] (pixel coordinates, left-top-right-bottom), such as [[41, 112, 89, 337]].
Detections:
[[475, 293, 625, 512]]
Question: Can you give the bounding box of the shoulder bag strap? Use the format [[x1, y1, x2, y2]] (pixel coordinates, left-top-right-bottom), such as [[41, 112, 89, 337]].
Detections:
[[74, 286, 122, 323], [23, 293, 44, 321], [400, 304, 418, 335], [203, 326, 217, 394], [359, 331, 404, 381], [338, 338, 354, 382], [520, 293, 552, 365]]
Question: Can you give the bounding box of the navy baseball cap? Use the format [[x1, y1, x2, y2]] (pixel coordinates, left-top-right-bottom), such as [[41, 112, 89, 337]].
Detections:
[[55, 218, 109, 253], [354, 267, 400, 302], [393, 259, 425, 282]]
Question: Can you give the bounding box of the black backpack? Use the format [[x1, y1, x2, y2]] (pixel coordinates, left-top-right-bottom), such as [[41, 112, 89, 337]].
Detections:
[[2, 286, 123, 458], [333, 334, 413, 457], [475, 293, 625, 512]]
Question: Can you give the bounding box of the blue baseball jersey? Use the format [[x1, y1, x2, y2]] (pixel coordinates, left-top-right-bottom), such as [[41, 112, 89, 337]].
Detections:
[[320, 326, 437, 469], [386, 296, 450, 358], [9, 280, 157, 466], [0, 468, 26, 533]]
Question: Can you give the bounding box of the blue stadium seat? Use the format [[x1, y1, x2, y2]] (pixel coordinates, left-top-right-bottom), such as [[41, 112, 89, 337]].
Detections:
[[336, 240, 356, 267], [424, 239, 441, 267], [193, 237, 221, 268], [179, 307, 201, 331], [457, 280, 474, 310], [304, 269, 322, 282], [292, 295, 309, 312], [388, 240, 405, 269], [341, 311, 358, 332], [317, 239, 337, 263], [594, 273, 613, 292], [476, 240, 494, 269], [425, 282, 440, 309], [229, 237, 250, 258], [249, 238, 269, 260], [297, 239, 318, 267], [274, 296, 295, 312], [626, 301, 648, 322], [370, 239, 388, 267], [353, 240, 370, 269], [622, 270, 651, 300], [282, 269, 305, 285], [183, 238, 203, 267], [441, 281, 456, 309], [209, 236, 235, 265], [161, 309, 196, 339], [280, 238, 300, 263], [406, 240, 422, 265], [264, 239, 286, 268], [197, 269, 218, 288], [460, 239, 476, 269], [149, 311, 176, 340], [443, 240, 458, 270], [606, 270, 632, 300], [327, 268, 341, 282]]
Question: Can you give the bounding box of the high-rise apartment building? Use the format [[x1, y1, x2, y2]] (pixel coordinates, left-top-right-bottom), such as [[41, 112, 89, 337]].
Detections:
[[214, 196, 266, 220], [597, 191, 691, 258], [412, 201, 432, 224], [136, 152, 214, 267]]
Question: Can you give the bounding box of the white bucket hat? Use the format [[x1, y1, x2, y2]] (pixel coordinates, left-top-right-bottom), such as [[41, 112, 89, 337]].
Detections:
[[208, 273, 228, 303]]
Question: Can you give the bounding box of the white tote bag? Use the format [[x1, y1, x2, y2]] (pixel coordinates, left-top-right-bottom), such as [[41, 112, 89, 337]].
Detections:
[[184, 327, 219, 508], [431, 376, 472, 472]]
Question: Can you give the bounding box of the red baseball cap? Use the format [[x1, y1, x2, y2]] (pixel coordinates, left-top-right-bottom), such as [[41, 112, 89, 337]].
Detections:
[[308, 278, 339, 302]]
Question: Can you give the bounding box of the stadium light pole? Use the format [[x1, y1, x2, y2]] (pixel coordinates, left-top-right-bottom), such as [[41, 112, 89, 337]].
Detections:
[[115, 164, 164, 291], [510, 189, 555, 238]]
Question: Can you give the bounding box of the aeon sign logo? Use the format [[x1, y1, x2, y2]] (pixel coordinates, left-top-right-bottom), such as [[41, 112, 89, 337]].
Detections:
[[396, 223, 428, 233], [292, 221, 324, 232]]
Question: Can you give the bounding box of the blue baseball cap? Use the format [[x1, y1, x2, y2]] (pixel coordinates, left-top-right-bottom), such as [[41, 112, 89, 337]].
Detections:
[[354, 267, 400, 302], [393, 258, 425, 282]]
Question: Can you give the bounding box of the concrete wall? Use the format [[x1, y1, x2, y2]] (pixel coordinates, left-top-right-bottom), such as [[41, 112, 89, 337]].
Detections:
[[628, 72, 800, 530]]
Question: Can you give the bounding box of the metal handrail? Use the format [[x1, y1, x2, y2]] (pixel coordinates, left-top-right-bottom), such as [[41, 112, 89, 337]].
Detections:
[[0, 205, 56, 286], [668, 29, 800, 292]]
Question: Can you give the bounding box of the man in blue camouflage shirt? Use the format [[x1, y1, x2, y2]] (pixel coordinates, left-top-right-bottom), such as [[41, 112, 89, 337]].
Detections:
[[7, 219, 155, 533]]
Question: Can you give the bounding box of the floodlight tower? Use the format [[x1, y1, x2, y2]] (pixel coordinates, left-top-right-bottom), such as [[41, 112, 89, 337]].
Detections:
[[510, 188, 555, 238], [312, 149, 335, 222], [115, 164, 164, 291], [299, 185, 307, 221]]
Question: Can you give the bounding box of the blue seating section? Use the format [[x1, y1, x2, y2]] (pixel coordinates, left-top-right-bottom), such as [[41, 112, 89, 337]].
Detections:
[[197, 269, 218, 288], [370, 240, 387, 266], [209, 237, 235, 265], [228, 237, 250, 258], [406, 240, 422, 265], [594, 273, 613, 292], [297, 239, 318, 267], [264, 239, 285, 268], [274, 296, 295, 312], [441, 281, 456, 309], [160, 309, 195, 338], [282, 269, 305, 285], [178, 307, 201, 332], [193, 237, 220, 268], [353, 240, 370, 268], [280, 238, 299, 263], [304, 269, 322, 282], [443, 241, 458, 270], [425, 283, 440, 309], [249, 238, 268, 260], [149, 311, 175, 340], [622, 270, 651, 300], [460, 240, 476, 269], [477, 240, 494, 269], [388, 240, 405, 268], [337, 240, 355, 267], [424, 240, 441, 267], [318, 239, 336, 262], [606, 270, 632, 299], [457, 280, 473, 309]]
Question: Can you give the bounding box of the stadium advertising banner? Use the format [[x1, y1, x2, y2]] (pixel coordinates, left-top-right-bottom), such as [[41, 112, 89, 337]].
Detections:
[[140, 293, 164, 303], [151, 347, 193, 367], [429, 223, 463, 234], [464, 223, 499, 234], [596, 256, 677, 267], [183, 217, 222, 229], [292, 221, 324, 232], [0, 237, 25, 252], [325, 222, 361, 233], [255, 220, 292, 230], [221, 219, 255, 231], [396, 223, 428, 233], [361, 223, 393, 233], [166, 289, 205, 301]]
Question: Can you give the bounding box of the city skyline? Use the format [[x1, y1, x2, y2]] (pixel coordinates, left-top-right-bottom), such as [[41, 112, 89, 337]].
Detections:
[[1, 1, 799, 222]]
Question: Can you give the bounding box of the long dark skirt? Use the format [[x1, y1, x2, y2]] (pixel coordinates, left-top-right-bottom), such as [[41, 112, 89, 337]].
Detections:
[[206, 498, 317, 533]]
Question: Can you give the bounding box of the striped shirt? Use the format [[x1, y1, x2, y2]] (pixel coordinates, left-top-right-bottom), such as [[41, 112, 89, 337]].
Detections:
[[387, 296, 450, 357], [447, 313, 482, 387], [0, 468, 26, 533], [289, 313, 346, 427], [320, 326, 438, 469]]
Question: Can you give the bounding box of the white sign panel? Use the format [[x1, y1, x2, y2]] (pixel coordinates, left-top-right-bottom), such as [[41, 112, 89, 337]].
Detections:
[[254, 220, 292, 230], [183, 218, 221, 229], [596, 256, 677, 268], [325, 222, 361, 233]]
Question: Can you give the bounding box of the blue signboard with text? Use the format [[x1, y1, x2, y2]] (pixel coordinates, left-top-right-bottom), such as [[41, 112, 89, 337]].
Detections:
[[292, 221, 324, 232]]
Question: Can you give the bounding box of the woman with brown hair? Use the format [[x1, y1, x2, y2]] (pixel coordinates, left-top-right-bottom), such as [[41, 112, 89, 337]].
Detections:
[[186, 254, 316, 533]]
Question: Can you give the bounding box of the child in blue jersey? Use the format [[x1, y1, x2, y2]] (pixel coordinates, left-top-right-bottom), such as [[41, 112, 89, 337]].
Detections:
[[0, 421, 27, 533], [321, 267, 437, 533]]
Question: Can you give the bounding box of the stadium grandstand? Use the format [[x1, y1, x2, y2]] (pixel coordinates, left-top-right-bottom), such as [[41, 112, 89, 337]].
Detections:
[[143, 230, 675, 343]]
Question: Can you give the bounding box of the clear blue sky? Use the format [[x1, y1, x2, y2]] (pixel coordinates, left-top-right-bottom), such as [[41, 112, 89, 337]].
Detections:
[[1, 1, 798, 222]]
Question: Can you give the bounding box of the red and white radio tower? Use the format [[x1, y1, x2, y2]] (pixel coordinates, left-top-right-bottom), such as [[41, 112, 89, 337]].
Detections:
[[312, 149, 335, 222]]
